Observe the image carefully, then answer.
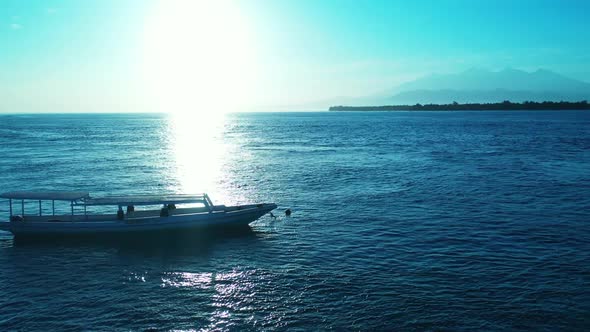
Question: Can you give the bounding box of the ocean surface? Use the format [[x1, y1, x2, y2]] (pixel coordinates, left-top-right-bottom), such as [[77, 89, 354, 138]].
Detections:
[[0, 111, 589, 331]]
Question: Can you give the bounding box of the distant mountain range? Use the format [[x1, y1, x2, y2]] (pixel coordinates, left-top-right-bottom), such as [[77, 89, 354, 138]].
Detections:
[[333, 68, 590, 107]]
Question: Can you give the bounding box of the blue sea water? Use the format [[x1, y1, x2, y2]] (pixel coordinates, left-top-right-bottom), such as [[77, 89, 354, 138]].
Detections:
[[0, 111, 589, 331]]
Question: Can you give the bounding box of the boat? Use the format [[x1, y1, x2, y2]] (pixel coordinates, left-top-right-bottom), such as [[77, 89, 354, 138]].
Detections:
[[0, 191, 277, 240]]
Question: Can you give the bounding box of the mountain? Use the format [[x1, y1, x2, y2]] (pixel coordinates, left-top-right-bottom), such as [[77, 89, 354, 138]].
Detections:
[[355, 68, 590, 105], [387, 88, 589, 104]]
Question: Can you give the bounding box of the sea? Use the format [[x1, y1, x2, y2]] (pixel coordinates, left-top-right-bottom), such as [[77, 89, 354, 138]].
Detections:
[[0, 111, 589, 331]]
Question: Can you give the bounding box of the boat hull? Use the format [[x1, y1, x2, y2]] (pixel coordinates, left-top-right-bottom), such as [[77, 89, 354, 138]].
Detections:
[[0, 203, 276, 240]]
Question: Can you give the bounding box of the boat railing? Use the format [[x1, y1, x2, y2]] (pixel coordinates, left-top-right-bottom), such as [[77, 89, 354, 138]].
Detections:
[[1, 192, 217, 222], [1, 191, 90, 221]]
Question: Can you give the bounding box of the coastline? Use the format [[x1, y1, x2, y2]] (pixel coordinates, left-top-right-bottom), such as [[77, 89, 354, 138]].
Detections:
[[329, 101, 590, 111]]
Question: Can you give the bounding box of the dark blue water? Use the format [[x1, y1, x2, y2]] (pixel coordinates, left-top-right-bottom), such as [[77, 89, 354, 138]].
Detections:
[[1, 111, 589, 331]]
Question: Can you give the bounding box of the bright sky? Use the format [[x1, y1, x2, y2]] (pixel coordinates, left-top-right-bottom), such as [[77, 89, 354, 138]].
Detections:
[[1, 0, 589, 113]]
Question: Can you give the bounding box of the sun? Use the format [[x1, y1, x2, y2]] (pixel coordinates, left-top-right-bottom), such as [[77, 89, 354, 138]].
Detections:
[[142, 0, 257, 115]]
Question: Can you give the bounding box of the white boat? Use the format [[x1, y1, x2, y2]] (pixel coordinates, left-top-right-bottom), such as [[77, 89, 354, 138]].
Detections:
[[0, 191, 277, 240]]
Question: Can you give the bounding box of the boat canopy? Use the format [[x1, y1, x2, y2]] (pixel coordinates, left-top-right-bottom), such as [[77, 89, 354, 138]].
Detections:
[[0, 191, 90, 201], [81, 194, 212, 207]]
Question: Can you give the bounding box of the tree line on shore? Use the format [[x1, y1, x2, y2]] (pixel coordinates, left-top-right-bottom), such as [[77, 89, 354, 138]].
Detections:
[[329, 100, 590, 111]]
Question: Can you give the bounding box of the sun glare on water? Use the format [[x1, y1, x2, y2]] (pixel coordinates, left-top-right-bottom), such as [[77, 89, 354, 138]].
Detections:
[[165, 112, 228, 197]]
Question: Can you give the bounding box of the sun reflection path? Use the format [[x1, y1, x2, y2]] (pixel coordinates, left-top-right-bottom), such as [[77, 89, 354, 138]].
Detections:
[[161, 272, 213, 289], [165, 113, 231, 201]]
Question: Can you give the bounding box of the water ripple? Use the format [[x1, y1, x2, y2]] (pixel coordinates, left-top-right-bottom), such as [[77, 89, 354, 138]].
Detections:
[[0, 112, 589, 330]]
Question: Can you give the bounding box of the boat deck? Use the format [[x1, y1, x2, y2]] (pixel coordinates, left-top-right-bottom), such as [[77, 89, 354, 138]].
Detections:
[[12, 205, 249, 223]]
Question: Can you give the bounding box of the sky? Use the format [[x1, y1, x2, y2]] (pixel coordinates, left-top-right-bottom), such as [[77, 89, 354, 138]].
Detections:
[[1, 0, 589, 113]]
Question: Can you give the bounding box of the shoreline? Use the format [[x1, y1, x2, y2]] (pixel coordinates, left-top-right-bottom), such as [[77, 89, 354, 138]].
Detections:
[[329, 101, 590, 111]]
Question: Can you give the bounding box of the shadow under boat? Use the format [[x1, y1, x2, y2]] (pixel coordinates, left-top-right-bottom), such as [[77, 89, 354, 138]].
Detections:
[[11, 224, 258, 247], [1, 226, 270, 266]]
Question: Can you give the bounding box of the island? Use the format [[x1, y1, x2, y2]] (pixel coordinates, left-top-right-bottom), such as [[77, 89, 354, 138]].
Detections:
[[329, 100, 590, 111]]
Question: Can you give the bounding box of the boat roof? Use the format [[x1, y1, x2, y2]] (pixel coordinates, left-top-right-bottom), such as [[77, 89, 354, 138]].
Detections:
[[0, 191, 90, 201], [82, 194, 209, 206]]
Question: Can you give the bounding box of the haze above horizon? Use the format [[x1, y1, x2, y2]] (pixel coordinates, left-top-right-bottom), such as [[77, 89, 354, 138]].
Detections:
[[1, 0, 589, 113]]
